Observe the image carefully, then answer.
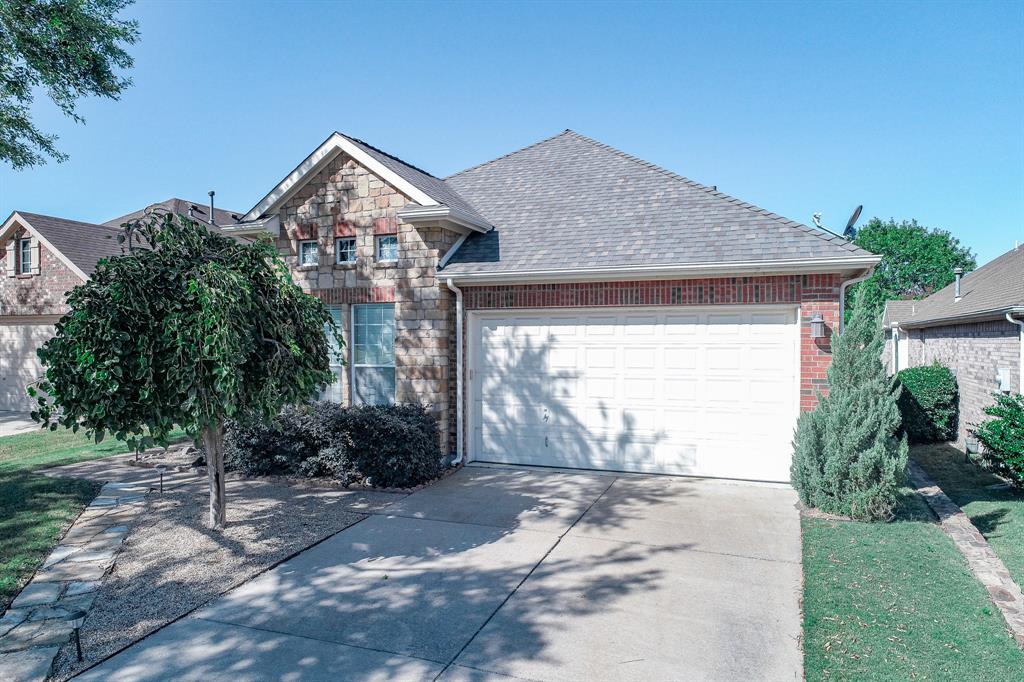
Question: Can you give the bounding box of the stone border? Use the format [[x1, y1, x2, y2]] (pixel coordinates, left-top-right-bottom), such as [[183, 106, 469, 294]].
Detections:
[[908, 460, 1024, 647], [0, 473, 192, 681]]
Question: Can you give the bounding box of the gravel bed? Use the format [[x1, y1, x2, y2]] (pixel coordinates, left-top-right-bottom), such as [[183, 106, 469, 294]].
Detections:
[[50, 476, 404, 680]]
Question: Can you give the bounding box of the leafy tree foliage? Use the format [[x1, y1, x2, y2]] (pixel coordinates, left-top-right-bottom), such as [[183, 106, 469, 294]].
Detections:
[[848, 218, 976, 318], [791, 290, 908, 521], [32, 212, 340, 528], [0, 0, 138, 169], [972, 393, 1024, 484]]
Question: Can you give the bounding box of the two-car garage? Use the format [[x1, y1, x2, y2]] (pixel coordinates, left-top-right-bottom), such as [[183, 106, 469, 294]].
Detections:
[[470, 306, 801, 482]]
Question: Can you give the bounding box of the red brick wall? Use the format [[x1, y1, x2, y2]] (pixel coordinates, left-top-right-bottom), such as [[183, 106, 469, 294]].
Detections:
[[461, 274, 842, 413], [0, 228, 84, 317]]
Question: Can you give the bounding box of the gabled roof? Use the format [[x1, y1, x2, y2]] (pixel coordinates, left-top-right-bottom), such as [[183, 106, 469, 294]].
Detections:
[[105, 198, 241, 229], [2, 212, 124, 278], [886, 246, 1024, 328], [241, 132, 489, 230], [882, 300, 918, 328], [440, 130, 878, 278]]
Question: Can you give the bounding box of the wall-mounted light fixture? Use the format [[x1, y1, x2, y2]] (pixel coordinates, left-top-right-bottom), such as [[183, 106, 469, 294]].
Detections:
[[810, 313, 826, 339]]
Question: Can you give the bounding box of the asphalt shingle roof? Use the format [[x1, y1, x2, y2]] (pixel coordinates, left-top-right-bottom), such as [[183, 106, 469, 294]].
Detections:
[[104, 198, 241, 229], [440, 130, 873, 275], [885, 246, 1024, 327], [340, 134, 490, 226], [16, 213, 124, 276]]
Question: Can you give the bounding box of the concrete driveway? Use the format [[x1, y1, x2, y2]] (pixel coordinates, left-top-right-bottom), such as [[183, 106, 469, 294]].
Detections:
[[0, 411, 37, 437], [79, 465, 802, 681]]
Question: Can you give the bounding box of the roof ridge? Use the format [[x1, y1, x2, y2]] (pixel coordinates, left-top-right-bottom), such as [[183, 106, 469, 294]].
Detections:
[[562, 130, 864, 255], [339, 132, 439, 179], [19, 211, 122, 233], [445, 129, 576, 180]]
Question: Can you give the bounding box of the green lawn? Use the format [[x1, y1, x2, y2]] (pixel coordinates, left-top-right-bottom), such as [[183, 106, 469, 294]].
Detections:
[[0, 427, 184, 611], [913, 443, 1024, 590], [802, 487, 1024, 680]]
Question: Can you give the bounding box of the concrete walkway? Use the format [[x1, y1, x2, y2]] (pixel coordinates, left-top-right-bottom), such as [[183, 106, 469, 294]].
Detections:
[[80, 466, 803, 681], [0, 411, 38, 437]]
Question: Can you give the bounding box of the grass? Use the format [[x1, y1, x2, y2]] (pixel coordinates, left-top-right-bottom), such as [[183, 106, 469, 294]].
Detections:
[[802, 486, 1024, 680], [913, 443, 1024, 590], [0, 427, 187, 611]]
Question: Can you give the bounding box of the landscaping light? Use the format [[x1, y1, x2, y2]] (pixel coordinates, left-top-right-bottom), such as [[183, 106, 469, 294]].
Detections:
[[810, 313, 826, 339], [66, 610, 87, 661], [154, 464, 167, 493]]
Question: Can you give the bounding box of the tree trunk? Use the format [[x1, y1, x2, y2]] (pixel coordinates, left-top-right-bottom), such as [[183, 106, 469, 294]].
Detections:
[[201, 423, 227, 529]]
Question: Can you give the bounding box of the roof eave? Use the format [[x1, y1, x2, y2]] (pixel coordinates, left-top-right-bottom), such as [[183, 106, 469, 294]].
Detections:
[[443, 255, 881, 285], [896, 306, 1024, 329], [396, 204, 490, 234]]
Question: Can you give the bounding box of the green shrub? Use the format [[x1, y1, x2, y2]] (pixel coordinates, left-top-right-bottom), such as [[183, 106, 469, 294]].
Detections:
[[971, 393, 1024, 484], [224, 402, 444, 488], [790, 291, 908, 521], [896, 363, 959, 443]]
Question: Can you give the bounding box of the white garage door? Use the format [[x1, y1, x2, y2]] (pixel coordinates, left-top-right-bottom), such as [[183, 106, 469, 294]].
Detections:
[[471, 307, 800, 481], [0, 321, 55, 411]]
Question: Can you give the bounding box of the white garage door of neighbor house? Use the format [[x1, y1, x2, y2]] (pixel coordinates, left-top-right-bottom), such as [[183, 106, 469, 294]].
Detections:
[[0, 322, 55, 411], [471, 307, 800, 482]]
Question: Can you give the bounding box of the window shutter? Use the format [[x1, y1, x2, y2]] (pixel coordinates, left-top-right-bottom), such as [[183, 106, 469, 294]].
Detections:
[[4, 241, 14, 277], [30, 238, 41, 275]]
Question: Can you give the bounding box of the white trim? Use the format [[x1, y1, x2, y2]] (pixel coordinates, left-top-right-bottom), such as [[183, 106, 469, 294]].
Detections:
[[396, 205, 490, 234], [242, 132, 439, 222], [446, 279, 465, 464], [838, 268, 875, 333], [1006, 312, 1024, 393], [445, 255, 882, 285], [438, 233, 469, 269], [1, 212, 89, 281], [349, 302, 397, 406], [898, 306, 1024, 329], [465, 303, 802, 474], [218, 214, 280, 237]]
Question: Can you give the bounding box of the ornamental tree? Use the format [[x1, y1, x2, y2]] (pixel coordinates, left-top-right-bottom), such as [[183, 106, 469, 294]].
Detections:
[[790, 289, 908, 521], [32, 212, 340, 528]]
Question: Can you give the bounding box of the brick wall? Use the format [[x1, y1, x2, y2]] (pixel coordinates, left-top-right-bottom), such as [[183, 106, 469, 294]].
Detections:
[[0, 226, 83, 317], [461, 274, 842, 414], [903, 319, 1021, 445], [277, 153, 459, 447]]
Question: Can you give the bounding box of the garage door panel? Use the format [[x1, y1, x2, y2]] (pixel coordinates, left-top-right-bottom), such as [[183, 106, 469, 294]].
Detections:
[[0, 322, 55, 411], [473, 307, 798, 481]]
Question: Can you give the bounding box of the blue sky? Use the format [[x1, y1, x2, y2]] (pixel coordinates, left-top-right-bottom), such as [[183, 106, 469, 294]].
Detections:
[[1, 0, 1021, 265]]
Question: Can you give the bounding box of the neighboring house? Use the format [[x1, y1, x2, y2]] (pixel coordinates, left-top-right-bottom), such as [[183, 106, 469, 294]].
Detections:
[[0, 199, 239, 411], [218, 129, 880, 482], [884, 245, 1024, 446]]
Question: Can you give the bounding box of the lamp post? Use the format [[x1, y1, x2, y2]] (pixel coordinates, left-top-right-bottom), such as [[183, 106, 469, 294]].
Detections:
[[66, 610, 86, 661]]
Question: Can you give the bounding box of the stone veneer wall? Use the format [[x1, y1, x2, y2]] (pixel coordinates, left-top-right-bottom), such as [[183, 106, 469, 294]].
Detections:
[[276, 153, 459, 450], [0, 227, 83, 317], [903, 320, 1021, 445]]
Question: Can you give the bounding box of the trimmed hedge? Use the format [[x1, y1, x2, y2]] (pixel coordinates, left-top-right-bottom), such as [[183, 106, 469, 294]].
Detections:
[[224, 402, 445, 488], [896, 363, 959, 443], [972, 392, 1024, 484]]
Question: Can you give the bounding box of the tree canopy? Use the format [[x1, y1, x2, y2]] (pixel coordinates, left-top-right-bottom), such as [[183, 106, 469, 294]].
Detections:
[[33, 212, 341, 527], [848, 217, 976, 318], [0, 0, 138, 169]]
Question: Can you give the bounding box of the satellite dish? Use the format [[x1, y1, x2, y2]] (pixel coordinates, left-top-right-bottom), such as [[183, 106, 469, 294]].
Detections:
[[843, 205, 863, 239]]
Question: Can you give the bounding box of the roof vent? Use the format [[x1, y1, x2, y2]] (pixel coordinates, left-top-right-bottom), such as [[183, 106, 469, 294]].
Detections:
[[954, 267, 963, 302], [208, 190, 216, 227]]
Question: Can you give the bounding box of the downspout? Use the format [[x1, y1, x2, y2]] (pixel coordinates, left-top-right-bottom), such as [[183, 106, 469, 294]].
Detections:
[[890, 323, 900, 374], [1007, 312, 1024, 393], [838, 269, 874, 333], [446, 278, 465, 465]]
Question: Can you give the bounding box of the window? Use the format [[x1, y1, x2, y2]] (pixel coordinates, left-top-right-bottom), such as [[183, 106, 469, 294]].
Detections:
[[335, 237, 356, 264], [18, 239, 31, 274], [320, 306, 345, 402], [352, 303, 395, 405], [299, 240, 318, 266], [376, 235, 398, 263]]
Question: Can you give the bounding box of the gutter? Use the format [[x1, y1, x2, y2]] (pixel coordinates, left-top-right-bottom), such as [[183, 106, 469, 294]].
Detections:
[[897, 306, 1024, 330], [444, 255, 882, 285], [446, 279, 465, 465], [1007, 312, 1024, 393], [838, 267, 875, 333], [397, 205, 491, 234]]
